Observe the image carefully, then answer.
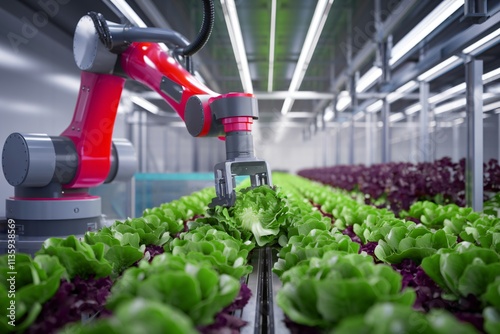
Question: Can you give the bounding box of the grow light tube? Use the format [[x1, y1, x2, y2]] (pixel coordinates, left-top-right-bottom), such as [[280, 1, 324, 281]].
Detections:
[[108, 0, 148, 27], [353, 111, 365, 121], [221, 0, 253, 93], [389, 0, 464, 66], [356, 67, 383, 93], [336, 90, 351, 112], [389, 112, 405, 122], [434, 92, 495, 115], [280, 0, 334, 115], [483, 100, 500, 112], [417, 56, 463, 82], [324, 104, 335, 121], [366, 100, 383, 113], [364, 80, 418, 113], [131, 96, 160, 114], [463, 27, 500, 55], [406, 83, 466, 115], [267, 0, 277, 92]]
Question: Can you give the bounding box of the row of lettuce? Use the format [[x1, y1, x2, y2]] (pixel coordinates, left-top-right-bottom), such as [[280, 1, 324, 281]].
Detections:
[[297, 157, 500, 214], [0, 188, 255, 333], [2, 172, 500, 333], [270, 173, 500, 333]]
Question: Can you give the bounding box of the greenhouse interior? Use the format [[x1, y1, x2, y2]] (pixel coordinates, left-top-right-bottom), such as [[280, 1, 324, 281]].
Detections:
[[1, 0, 500, 333]]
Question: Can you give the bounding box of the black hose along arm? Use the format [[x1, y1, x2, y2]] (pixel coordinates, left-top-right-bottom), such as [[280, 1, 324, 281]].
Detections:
[[87, 0, 215, 72], [175, 0, 215, 57]]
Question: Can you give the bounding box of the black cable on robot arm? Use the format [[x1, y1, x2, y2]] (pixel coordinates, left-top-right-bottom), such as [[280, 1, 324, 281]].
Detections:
[[175, 0, 215, 56], [86, 1, 214, 72], [89, 0, 214, 56], [88, 11, 112, 49]]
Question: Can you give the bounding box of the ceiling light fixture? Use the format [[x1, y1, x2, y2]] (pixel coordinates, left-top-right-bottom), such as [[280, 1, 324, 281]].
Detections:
[[483, 100, 500, 112], [356, 67, 383, 93], [323, 104, 335, 121], [483, 67, 500, 82], [418, 56, 463, 82], [336, 90, 351, 112], [405, 104, 420, 115], [131, 96, 160, 114], [387, 80, 418, 102], [281, 0, 334, 115], [366, 100, 383, 113], [353, 111, 365, 121], [390, 0, 464, 66], [108, 0, 147, 27], [405, 65, 500, 115], [364, 80, 418, 114], [434, 98, 467, 115], [221, 0, 253, 93], [463, 27, 500, 55], [389, 112, 405, 122], [267, 0, 277, 92], [429, 82, 467, 104], [434, 93, 495, 114]]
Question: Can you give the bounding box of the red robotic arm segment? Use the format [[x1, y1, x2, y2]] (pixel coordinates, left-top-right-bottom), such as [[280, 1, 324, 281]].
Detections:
[[121, 42, 215, 123], [120, 42, 260, 140], [61, 71, 126, 189]]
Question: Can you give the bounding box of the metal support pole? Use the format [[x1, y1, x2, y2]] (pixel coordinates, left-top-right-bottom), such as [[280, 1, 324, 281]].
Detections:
[[375, 0, 392, 163], [379, 35, 391, 163], [419, 81, 430, 162], [366, 112, 373, 165], [137, 111, 146, 172], [408, 114, 416, 162], [323, 131, 328, 167], [381, 100, 390, 163], [346, 5, 355, 165], [124, 110, 135, 218], [349, 75, 356, 165], [452, 121, 459, 162], [465, 58, 483, 211], [335, 127, 341, 165]]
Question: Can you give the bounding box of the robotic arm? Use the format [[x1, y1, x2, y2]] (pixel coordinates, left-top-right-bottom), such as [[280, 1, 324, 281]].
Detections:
[[70, 8, 272, 207], [2, 1, 271, 238]]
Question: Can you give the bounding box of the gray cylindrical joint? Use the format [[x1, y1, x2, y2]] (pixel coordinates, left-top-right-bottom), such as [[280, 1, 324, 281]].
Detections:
[[185, 95, 224, 137], [73, 15, 118, 73], [225, 132, 255, 160], [105, 139, 137, 183], [2, 133, 56, 187], [51, 136, 78, 184], [185, 95, 207, 137]]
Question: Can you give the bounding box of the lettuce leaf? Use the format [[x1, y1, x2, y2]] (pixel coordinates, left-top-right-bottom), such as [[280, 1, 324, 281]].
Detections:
[[0, 254, 66, 332], [374, 228, 456, 264], [210, 185, 288, 246], [421, 243, 500, 298], [106, 253, 240, 326], [273, 229, 360, 277], [333, 303, 479, 334], [60, 298, 197, 334], [37, 236, 112, 279], [276, 251, 415, 328], [171, 225, 254, 279]]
